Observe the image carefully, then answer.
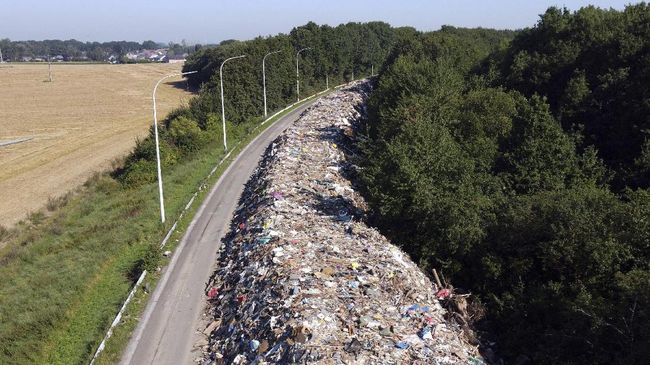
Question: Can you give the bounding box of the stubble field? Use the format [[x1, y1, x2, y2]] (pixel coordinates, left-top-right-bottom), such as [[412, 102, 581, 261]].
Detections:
[[0, 63, 193, 227]]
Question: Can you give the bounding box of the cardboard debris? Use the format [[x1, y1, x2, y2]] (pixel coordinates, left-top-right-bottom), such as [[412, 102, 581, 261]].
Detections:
[[197, 81, 484, 364]]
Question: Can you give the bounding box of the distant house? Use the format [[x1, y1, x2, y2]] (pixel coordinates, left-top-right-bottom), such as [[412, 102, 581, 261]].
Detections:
[[124, 48, 168, 62], [149, 53, 166, 62], [167, 54, 187, 64]]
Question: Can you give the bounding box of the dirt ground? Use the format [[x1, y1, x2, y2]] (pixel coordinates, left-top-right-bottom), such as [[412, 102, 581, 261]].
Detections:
[[0, 63, 194, 227]]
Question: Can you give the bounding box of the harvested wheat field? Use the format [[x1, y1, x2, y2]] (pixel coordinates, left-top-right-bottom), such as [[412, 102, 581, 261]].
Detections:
[[0, 63, 194, 227]]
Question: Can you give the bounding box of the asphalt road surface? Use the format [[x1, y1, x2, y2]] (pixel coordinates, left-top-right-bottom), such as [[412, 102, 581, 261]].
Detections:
[[120, 98, 320, 365]]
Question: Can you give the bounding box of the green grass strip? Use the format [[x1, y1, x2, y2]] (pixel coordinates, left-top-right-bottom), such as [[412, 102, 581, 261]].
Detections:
[[0, 89, 331, 365]]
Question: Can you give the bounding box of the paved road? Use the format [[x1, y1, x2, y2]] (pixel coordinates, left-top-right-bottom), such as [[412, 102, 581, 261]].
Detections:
[[120, 99, 319, 365]]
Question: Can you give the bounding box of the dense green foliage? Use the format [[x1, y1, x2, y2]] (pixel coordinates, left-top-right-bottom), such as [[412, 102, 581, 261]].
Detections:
[[498, 4, 650, 189], [362, 12, 650, 365], [182, 21, 397, 125], [114, 22, 397, 186]]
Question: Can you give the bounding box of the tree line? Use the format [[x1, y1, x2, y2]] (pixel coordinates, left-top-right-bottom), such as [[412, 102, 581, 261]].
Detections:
[[360, 5, 650, 365], [114, 21, 398, 186], [181, 21, 397, 124], [0, 38, 195, 62]]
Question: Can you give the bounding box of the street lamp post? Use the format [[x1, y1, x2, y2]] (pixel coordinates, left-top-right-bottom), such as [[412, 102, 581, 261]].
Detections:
[[262, 50, 281, 118], [296, 47, 311, 102], [152, 70, 197, 224], [220, 55, 246, 151]]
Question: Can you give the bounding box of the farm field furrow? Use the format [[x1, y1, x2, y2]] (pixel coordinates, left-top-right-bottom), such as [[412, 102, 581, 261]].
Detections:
[[0, 63, 193, 227]]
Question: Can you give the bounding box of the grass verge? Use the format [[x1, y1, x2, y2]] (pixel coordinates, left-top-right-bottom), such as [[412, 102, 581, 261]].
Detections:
[[0, 91, 328, 365]]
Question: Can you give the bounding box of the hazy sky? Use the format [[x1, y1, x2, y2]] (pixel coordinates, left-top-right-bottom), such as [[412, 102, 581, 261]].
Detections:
[[0, 0, 634, 43]]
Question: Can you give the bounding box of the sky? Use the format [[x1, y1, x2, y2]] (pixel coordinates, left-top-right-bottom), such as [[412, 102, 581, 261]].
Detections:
[[0, 0, 635, 43]]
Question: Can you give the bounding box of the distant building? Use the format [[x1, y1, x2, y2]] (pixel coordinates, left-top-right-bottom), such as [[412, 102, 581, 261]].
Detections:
[[125, 48, 169, 62], [167, 54, 188, 64]]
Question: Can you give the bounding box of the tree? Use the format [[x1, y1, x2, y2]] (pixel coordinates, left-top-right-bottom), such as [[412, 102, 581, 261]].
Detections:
[[358, 12, 650, 363], [498, 4, 650, 189], [183, 22, 398, 125], [142, 40, 158, 49]]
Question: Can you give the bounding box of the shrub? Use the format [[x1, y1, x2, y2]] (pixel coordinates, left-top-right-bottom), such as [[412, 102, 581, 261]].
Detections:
[[141, 243, 161, 272], [128, 244, 162, 283], [120, 159, 157, 187], [129, 137, 179, 167], [116, 137, 179, 187], [167, 116, 208, 154]]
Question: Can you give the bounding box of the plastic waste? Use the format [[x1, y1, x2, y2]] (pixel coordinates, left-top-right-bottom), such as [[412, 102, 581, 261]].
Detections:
[[195, 82, 483, 364], [207, 287, 218, 299]]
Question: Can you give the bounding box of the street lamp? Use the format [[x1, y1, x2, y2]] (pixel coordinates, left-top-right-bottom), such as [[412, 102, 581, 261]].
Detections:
[[152, 70, 197, 224], [296, 47, 311, 102], [262, 50, 281, 118], [220, 55, 246, 151]]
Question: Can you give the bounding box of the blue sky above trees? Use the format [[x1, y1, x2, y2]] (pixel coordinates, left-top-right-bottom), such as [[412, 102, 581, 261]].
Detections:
[[0, 0, 632, 43]]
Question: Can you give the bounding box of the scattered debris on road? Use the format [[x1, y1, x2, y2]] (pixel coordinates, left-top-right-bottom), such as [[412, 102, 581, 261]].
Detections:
[[196, 81, 484, 364]]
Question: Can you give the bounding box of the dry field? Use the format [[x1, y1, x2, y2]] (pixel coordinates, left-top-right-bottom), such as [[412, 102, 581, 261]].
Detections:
[[0, 63, 194, 227]]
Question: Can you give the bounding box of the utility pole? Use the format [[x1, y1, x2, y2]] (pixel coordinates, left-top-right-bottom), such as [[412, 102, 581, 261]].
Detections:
[[152, 70, 197, 224], [296, 47, 311, 102], [262, 50, 281, 118], [47, 56, 52, 82], [371, 65, 374, 77], [220, 55, 246, 151], [0, 48, 4, 63], [326, 74, 329, 89]]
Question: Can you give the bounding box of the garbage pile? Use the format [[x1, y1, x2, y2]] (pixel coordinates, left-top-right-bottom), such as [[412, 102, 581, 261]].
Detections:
[[198, 81, 484, 364]]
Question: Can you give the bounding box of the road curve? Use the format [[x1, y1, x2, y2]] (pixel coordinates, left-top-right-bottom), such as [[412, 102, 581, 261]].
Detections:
[[120, 98, 320, 365]]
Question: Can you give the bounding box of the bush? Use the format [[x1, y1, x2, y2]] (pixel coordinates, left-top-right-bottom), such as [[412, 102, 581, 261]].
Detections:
[[167, 116, 208, 154], [127, 244, 160, 284], [120, 159, 157, 187], [140, 244, 161, 273], [130, 137, 179, 167], [116, 136, 179, 187]]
